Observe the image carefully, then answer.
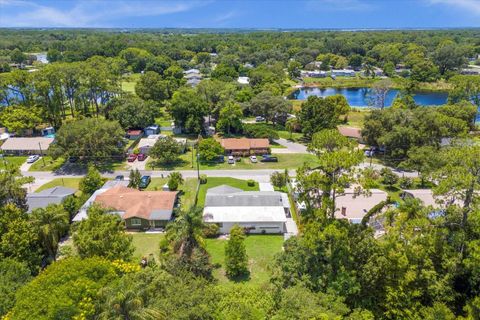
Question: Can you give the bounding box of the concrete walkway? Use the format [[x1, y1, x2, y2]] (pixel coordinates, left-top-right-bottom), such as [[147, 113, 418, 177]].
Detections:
[[273, 138, 308, 154], [259, 182, 274, 191], [284, 218, 299, 240]]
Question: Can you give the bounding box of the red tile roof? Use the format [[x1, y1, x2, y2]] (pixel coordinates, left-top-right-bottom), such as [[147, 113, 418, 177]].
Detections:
[[221, 138, 269, 150]]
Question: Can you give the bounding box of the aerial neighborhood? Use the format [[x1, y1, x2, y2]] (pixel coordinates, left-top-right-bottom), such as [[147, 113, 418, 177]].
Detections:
[[0, 4, 480, 318]]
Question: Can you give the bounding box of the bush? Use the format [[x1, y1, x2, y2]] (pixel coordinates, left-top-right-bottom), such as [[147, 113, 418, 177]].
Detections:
[[399, 177, 413, 189], [203, 224, 219, 238], [247, 179, 255, 187], [243, 124, 279, 142], [270, 171, 286, 188], [200, 174, 208, 184], [381, 168, 399, 187]]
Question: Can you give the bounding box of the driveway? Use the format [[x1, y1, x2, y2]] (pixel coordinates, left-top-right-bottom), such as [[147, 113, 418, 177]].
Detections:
[[272, 138, 308, 154], [259, 182, 274, 191]]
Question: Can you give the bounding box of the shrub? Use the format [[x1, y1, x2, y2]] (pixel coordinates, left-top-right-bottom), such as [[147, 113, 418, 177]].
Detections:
[[399, 177, 413, 189], [200, 174, 208, 184], [270, 171, 286, 188], [247, 179, 255, 187], [203, 224, 219, 238], [243, 124, 279, 142]]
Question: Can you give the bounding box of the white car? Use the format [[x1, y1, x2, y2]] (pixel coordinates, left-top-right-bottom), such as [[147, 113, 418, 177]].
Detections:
[[26, 155, 40, 163], [228, 156, 235, 164], [250, 155, 257, 163]]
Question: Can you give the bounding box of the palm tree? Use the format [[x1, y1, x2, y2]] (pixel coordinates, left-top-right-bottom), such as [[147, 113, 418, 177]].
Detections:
[[167, 206, 205, 259], [31, 204, 69, 262]]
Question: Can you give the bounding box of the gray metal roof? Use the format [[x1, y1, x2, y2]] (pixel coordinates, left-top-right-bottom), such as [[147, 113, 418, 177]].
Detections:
[[27, 187, 75, 213], [205, 189, 285, 207], [207, 185, 243, 195]]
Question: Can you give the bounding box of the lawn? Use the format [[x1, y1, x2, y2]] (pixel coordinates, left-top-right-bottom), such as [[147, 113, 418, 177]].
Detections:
[[145, 177, 199, 209], [197, 177, 259, 207], [121, 73, 141, 94], [205, 235, 284, 284], [29, 156, 65, 172], [0, 156, 27, 170], [344, 109, 370, 128], [131, 233, 164, 261], [35, 177, 83, 193]]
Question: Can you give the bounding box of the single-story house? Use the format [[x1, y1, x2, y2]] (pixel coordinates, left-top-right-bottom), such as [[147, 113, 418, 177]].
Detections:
[[126, 130, 143, 140], [401, 189, 460, 209], [144, 125, 160, 136], [138, 135, 187, 155], [301, 70, 327, 78], [184, 68, 200, 75], [0, 137, 54, 155], [335, 189, 388, 224], [74, 181, 178, 230], [331, 69, 356, 77], [203, 185, 288, 234], [237, 76, 250, 84], [94, 186, 178, 229], [338, 126, 364, 143], [220, 138, 270, 156], [26, 186, 76, 213], [187, 78, 202, 87], [185, 72, 202, 80]]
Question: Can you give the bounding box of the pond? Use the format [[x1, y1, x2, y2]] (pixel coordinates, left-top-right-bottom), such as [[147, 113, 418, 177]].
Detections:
[[288, 87, 449, 107]]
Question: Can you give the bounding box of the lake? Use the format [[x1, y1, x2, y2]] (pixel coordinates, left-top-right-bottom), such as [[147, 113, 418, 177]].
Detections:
[[288, 87, 449, 107]]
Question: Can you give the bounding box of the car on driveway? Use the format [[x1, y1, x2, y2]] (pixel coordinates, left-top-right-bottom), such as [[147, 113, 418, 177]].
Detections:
[[139, 175, 151, 189], [137, 153, 147, 161], [115, 175, 124, 181], [250, 155, 257, 163], [26, 155, 40, 163], [255, 116, 265, 122], [127, 154, 137, 162], [228, 156, 235, 164]]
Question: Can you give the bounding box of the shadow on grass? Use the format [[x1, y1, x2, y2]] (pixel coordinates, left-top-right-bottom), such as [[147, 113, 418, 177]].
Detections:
[[149, 159, 189, 171], [227, 272, 251, 283]]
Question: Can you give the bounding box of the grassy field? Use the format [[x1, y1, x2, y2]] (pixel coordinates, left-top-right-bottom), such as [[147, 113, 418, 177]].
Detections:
[[344, 109, 370, 128], [145, 177, 199, 209], [29, 156, 65, 172], [0, 156, 27, 170], [35, 178, 83, 193], [121, 73, 141, 94], [197, 177, 259, 207], [131, 232, 164, 261], [206, 235, 284, 284]]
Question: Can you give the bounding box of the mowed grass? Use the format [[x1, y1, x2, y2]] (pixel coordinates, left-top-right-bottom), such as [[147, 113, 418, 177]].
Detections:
[[197, 177, 259, 207], [131, 232, 164, 261], [145, 177, 199, 210], [121, 73, 141, 94], [29, 156, 65, 172], [0, 156, 27, 170], [344, 109, 370, 128], [205, 235, 284, 284], [35, 178, 82, 193]]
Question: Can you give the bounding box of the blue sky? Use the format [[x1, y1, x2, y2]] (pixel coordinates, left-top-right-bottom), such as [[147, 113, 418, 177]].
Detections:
[[1, 0, 479, 29]]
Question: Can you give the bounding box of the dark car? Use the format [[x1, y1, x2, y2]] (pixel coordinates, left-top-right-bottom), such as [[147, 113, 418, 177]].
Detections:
[[68, 156, 78, 163], [115, 175, 124, 181], [127, 154, 137, 162], [261, 155, 278, 162], [137, 153, 147, 161], [139, 175, 151, 189], [216, 155, 225, 163]]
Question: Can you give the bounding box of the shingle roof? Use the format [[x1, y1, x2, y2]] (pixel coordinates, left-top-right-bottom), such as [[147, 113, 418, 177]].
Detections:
[[220, 138, 269, 150], [0, 137, 54, 151], [94, 186, 178, 221], [207, 185, 243, 195], [27, 186, 75, 213], [338, 127, 362, 140]]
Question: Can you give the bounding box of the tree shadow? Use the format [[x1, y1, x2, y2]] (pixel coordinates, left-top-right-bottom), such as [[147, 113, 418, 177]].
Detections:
[[227, 271, 251, 283], [149, 159, 189, 171]]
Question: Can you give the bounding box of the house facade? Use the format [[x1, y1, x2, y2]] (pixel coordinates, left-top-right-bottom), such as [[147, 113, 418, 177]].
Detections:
[[0, 137, 54, 155], [220, 138, 270, 156]]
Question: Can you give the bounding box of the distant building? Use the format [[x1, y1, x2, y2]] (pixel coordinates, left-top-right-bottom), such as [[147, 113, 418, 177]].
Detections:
[[220, 138, 270, 156], [26, 186, 76, 213], [338, 126, 364, 143], [301, 70, 327, 78], [126, 130, 143, 140], [0, 137, 54, 155], [331, 69, 356, 77], [138, 134, 187, 155], [237, 76, 250, 84], [203, 185, 288, 234], [144, 125, 160, 136], [335, 189, 388, 224]]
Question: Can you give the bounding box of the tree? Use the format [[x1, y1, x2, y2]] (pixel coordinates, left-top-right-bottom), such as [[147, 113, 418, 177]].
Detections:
[[249, 91, 291, 125], [225, 225, 249, 279], [0, 105, 42, 135], [211, 63, 239, 82], [285, 117, 300, 140], [349, 54, 363, 70], [149, 136, 182, 165], [10, 48, 27, 64], [135, 71, 170, 102], [216, 101, 243, 134], [448, 75, 480, 112], [368, 79, 392, 109], [198, 138, 224, 162], [380, 168, 399, 188], [0, 170, 32, 211], [73, 205, 134, 261], [433, 41, 466, 75], [195, 52, 211, 66], [287, 60, 302, 79], [31, 204, 69, 263], [167, 172, 184, 191], [411, 59, 439, 82], [79, 165, 104, 195], [0, 258, 31, 317], [298, 95, 350, 138], [107, 95, 158, 130], [400, 146, 439, 186], [168, 88, 207, 134], [46, 48, 61, 63], [50, 118, 125, 162], [128, 168, 142, 189], [119, 47, 153, 73], [270, 171, 287, 189]]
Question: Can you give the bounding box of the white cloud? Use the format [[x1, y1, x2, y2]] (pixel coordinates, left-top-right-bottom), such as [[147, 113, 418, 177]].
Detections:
[[0, 0, 207, 27], [305, 0, 374, 12], [428, 0, 480, 15]]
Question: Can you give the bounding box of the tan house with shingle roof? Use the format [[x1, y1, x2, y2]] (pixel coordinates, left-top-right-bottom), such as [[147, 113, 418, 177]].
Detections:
[[0, 137, 54, 155], [94, 186, 178, 230], [220, 138, 270, 156]]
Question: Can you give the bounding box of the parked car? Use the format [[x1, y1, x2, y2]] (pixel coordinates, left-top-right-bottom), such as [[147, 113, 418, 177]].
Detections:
[[139, 175, 151, 189], [364, 150, 374, 157], [250, 155, 257, 163], [68, 156, 78, 163], [137, 153, 147, 161], [115, 175, 124, 181], [216, 155, 225, 163], [261, 155, 278, 162], [26, 155, 40, 163], [255, 116, 265, 122], [228, 156, 235, 164], [127, 154, 137, 162]]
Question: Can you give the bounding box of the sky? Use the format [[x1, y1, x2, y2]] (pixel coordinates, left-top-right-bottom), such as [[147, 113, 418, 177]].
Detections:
[[0, 0, 480, 29]]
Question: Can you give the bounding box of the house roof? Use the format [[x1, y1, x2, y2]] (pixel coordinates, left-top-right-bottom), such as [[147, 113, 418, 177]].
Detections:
[[203, 206, 287, 223], [220, 138, 269, 150], [94, 186, 178, 221], [27, 186, 75, 213], [206, 187, 286, 207], [207, 185, 243, 195], [338, 126, 362, 140], [127, 130, 143, 136], [334, 189, 388, 222], [0, 137, 54, 151]]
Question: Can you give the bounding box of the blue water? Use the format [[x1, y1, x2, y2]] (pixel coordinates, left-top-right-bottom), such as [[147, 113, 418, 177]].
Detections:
[[289, 87, 449, 107]]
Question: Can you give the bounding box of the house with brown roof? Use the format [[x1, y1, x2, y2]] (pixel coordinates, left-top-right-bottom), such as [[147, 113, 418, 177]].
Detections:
[[338, 126, 364, 143], [0, 137, 54, 155], [85, 185, 178, 230], [220, 138, 270, 156]]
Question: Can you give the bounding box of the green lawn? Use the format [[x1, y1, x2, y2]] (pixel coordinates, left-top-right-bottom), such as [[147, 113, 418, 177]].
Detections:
[[145, 177, 199, 210], [121, 73, 141, 94], [197, 177, 259, 207], [0, 156, 27, 170], [344, 109, 370, 128], [29, 156, 65, 172], [131, 233, 164, 261], [35, 178, 83, 193], [206, 235, 284, 284]]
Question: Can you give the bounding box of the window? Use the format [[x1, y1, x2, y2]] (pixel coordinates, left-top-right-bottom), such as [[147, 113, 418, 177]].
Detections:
[[131, 218, 142, 226]]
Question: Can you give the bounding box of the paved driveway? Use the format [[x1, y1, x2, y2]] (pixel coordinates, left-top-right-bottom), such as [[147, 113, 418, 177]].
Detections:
[[272, 138, 308, 154]]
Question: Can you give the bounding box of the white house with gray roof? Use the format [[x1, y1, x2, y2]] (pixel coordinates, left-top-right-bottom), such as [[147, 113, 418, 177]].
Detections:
[[202, 185, 288, 234]]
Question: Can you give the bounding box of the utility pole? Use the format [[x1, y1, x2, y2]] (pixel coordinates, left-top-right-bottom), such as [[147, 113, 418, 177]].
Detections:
[[38, 142, 46, 166], [196, 135, 201, 180]]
